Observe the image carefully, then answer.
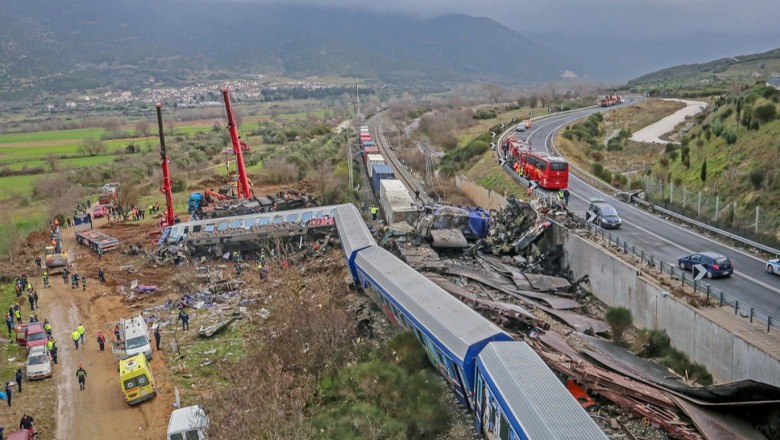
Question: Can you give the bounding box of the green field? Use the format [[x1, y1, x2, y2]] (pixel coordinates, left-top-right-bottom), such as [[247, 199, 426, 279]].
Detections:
[[0, 127, 106, 144]]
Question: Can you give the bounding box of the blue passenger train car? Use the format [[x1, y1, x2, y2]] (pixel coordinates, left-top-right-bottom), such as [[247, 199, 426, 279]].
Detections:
[[334, 204, 377, 281], [354, 245, 512, 408], [475, 341, 608, 440]]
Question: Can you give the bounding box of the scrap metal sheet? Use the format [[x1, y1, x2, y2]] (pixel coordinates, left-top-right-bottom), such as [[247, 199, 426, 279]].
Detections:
[[431, 229, 468, 248], [446, 265, 518, 292], [536, 330, 585, 363], [513, 289, 580, 310], [522, 273, 572, 291], [671, 396, 766, 440], [536, 304, 610, 334]]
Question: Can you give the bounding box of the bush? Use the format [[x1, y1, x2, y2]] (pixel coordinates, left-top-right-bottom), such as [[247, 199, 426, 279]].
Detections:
[[753, 103, 777, 123], [661, 347, 713, 385], [749, 169, 766, 190], [591, 162, 604, 176], [722, 130, 737, 145], [605, 306, 633, 344], [171, 178, 187, 193], [590, 151, 604, 162], [632, 329, 670, 358], [598, 169, 612, 184], [472, 109, 497, 120]]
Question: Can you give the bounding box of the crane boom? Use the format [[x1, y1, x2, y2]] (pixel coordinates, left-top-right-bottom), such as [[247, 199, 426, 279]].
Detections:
[[156, 103, 176, 227], [222, 87, 252, 198]]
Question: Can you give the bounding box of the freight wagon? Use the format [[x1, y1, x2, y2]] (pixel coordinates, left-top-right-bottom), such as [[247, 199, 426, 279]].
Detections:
[[370, 164, 395, 194], [379, 180, 418, 225]]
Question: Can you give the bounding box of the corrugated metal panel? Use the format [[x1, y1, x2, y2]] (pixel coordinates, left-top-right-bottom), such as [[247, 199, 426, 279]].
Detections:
[[356, 245, 505, 360], [479, 342, 608, 440], [334, 204, 376, 260]]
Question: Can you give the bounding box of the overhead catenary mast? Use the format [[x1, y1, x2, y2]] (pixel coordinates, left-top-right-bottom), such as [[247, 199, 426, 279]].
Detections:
[[222, 87, 252, 199], [156, 103, 176, 227]]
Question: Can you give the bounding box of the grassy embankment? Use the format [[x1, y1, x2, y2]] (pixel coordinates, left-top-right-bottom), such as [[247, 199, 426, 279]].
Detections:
[[0, 284, 57, 436]]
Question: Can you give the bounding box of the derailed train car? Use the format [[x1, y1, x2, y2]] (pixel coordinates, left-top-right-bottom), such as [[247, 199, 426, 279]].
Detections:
[[333, 203, 608, 440]]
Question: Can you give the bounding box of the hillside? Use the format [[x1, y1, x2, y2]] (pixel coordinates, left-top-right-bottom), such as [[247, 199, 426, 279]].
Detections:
[[626, 47, 780, 96], [0, 0, 575, 99], [556, 88, 780, 244]]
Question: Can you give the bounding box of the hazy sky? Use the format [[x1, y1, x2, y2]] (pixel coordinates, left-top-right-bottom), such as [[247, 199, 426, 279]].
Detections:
[[222, 0, 780, 38], [208, 0, 780, 80]]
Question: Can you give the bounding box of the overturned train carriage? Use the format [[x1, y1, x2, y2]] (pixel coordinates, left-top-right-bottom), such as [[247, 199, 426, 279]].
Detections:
[[334, 203, 608, 440], [158, 206, 338, 256], [354, 245, 513, 408]]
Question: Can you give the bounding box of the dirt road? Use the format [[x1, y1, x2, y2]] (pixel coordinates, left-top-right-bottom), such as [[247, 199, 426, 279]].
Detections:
[[630, 98, 707, 144], [46, 219, 172, 439]]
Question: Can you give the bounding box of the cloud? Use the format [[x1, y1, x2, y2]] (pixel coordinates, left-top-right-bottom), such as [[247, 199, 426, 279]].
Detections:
[[214, 0, 780, 37]]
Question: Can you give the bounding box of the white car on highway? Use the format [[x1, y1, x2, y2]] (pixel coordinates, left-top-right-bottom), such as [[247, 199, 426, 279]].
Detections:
[[767, 259, 780, 275]]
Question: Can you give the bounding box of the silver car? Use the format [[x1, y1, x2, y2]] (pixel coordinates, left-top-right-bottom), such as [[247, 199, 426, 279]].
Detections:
[[26, 345, 52, 380]]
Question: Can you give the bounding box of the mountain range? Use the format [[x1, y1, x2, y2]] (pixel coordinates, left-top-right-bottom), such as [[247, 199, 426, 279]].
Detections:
[[0, 0, 576, 99]]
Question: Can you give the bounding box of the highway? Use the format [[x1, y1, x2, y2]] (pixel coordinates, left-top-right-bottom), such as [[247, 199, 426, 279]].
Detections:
[[504, 106, 780, 318]]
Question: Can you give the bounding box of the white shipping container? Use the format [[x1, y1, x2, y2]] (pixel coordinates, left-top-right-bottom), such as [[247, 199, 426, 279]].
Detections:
[[379, 179, 408, 201], [366, 154, 386, 177], [379, 181, 418, 225]]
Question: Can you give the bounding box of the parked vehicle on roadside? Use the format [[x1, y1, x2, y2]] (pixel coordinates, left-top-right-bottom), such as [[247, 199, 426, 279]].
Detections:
[[678, 252, 734, 278], [93, 205, 108, 218], [167, 405, 209, 440], [26, 345, 52, 380], [18, 323, 48, 350], [119, 353, 157, 405], [587, 198, 622, 229], [767, 258, 780, 275]]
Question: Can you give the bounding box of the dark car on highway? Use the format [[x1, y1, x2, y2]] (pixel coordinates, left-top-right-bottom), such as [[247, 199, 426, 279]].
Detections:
[[678, 252, 734, 278], [587, 197, 622, 229]]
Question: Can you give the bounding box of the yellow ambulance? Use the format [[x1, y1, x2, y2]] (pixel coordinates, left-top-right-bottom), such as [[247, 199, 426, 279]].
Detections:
[[119, 353, 157, 405]]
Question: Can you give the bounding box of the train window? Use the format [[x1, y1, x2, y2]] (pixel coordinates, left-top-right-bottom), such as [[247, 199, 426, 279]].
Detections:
[[205, 224, 215, 233], [413, 327, 423, 343], [286, 213, 298, 222], [244, 219, 255, 228], [273, 216, 283, 225], [301, 212, 313, 223], [499, 412, 510, 440], [231, 220, 242, 228], [192, 225, 201, 233], [258, 217, 270, 226], [217, 221, 228, 231]]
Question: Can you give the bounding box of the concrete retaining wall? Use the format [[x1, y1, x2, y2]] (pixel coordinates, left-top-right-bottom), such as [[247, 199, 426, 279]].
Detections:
[[455, 175, 507, 212], [563, 229, 780, 387]]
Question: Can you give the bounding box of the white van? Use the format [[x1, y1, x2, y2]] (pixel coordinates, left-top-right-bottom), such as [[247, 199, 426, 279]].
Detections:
[[120, 315, 153, 361], [167, 405, 208, 440]]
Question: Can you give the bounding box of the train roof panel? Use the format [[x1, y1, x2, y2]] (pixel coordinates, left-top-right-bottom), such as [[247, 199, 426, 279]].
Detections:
[[334, 204, 376, 259], [355, 246, 507, 360], [478, 341, 608, 440]]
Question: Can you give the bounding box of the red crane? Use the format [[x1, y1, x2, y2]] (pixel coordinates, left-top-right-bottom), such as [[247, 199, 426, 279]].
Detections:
[[222, 87, 252, 198], [156, 103, 176, 227]]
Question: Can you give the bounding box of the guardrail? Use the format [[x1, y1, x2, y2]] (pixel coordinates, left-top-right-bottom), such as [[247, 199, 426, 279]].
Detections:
[[546, 120, 780, 257], [498, 120, 780, 333], [589, 223, 779, 333]]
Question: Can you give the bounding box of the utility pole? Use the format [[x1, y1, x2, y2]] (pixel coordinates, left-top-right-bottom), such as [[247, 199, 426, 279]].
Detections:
[[356, 80, 360, 116], [347, 126, 353, 203]]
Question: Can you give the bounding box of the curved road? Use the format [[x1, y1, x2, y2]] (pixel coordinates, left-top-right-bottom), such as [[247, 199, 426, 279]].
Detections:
[[505, 106, 780, 319]]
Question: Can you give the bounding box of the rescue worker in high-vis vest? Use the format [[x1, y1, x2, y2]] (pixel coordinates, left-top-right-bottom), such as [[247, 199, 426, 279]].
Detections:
[[71, 329, 81, 350]]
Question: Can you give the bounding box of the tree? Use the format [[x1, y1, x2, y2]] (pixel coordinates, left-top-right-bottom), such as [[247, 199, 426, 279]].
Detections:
[[102, 118, 122, 138], [78, 137, 107, 156], [605, 306, 633, 344], [134, 120, 151, 137], [700, 159, 707, 182], [482, 83, 503, 104], [46, 153, 60, 172]]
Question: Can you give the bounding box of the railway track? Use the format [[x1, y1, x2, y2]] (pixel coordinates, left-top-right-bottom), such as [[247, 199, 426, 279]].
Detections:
[[366, 114, 432, 203]]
